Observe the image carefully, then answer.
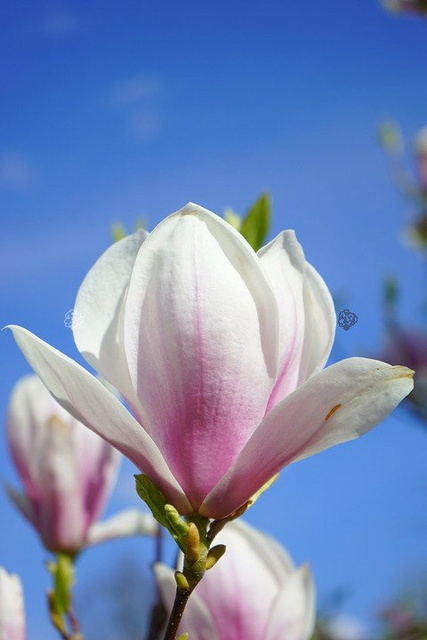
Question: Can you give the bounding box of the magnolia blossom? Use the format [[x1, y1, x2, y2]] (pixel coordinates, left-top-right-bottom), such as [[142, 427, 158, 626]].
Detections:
[[7, 374, 155, 553], [0, 568, 25, 640], [9, 204, 413, 519], [414, 126, 427, 191], [155, 519, 315, 640], [382, 327, 427, 418], [382, 0, 427, 15]]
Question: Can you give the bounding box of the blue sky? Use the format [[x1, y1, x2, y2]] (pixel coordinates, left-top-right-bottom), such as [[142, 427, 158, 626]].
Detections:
[[1, 0, 427, 636]]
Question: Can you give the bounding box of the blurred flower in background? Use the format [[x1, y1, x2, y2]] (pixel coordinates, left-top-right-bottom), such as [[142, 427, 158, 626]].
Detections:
[[6, 374, 128, 554], [382, 0, 427, 15], [155, 519, 315, 640], [0, 567, 26, 640]]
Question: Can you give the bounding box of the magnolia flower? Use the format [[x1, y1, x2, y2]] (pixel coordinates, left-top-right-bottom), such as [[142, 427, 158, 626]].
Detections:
[[155, 519, 315, 640], [382, 0, 427, 15], [7, 374, 155, 553], [0, 568, 26, 640], [414, 126, 427, 191], [382, 327, 427, 419], [8, 204, 413, 519]]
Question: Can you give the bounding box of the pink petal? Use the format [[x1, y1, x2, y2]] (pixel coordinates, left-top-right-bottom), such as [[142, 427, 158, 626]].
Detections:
[[124, 203, 279, 508], [195, 520, 291, 639], [36, 420, 85, 551], [201, 358, 414, 518], [7, 325, 191, 514]]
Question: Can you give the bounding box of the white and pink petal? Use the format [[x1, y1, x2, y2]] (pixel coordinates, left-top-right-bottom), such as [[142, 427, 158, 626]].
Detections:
[[123, 203, 280, 509], [7, 325, 192, 514], [200, 358, 413, 518]]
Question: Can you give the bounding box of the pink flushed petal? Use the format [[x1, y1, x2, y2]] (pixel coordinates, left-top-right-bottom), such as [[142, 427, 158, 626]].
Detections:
[[124, 203, 279, 509], [74, 229, 149, 424], [297, 262, 336, 385], [7, 326, 192, 515], [72, 419, 121, 525], [195, 521, 288, 640], [258, 231, 306, 410], [200, 358, 414, 518], [37, 422, 85, 551]]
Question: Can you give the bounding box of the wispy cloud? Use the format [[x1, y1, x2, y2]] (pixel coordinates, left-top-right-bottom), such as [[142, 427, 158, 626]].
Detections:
[[129, 112, 162, 140], [108, 74, 164, 141], [0, 153, 37, 189], [41, 8, 80, 36], [109, 75, 162, 106]]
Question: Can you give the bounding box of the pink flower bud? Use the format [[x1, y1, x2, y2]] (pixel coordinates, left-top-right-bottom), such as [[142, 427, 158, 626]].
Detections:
[[7, 374, 121, 553]]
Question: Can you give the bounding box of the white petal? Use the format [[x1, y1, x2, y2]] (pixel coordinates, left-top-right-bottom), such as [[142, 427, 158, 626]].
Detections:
[[7, 325, 191, 514], [87, 508, 157, 546], [266, 565, 316, 640], [297, 262, 336, 384], [0, 568, 26, 640], [258, 231, 306, 406], [73, 230, 148, 414], [201, 358, 414, 518]]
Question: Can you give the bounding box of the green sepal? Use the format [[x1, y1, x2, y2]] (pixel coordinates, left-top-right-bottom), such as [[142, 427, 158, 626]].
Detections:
[[239, 193, 270, 251], [135, 474, 171, 527], [135, 474, 187, 551], [52, 553, 74, 617], [177, 633, 189, 640]]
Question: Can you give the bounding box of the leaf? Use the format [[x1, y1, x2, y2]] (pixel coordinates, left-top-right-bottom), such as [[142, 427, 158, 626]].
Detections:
[[239, 193, 270, 251]]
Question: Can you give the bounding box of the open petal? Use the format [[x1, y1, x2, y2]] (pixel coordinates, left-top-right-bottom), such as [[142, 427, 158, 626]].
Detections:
[[7, 326, 191, 514], [259, 232, 336, 410], [201, 358, 414, 518], [87, 508, 157, 546], [258, 231, 306, 407], [73, 230, 148, 418], [297, 262, 336, 384], [154, 564, 219, 640], [124, 203, 280, 508], [266, 565, 315, 640]]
